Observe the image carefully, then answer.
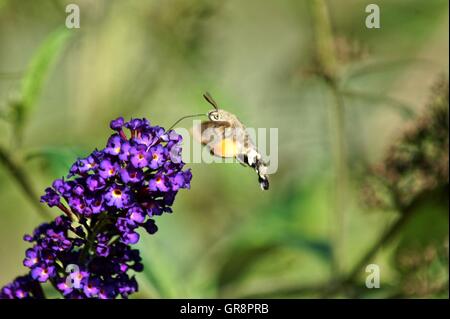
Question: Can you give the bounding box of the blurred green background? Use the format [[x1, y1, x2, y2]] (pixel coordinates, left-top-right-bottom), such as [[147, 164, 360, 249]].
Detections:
[[0, 0, 448, 298]]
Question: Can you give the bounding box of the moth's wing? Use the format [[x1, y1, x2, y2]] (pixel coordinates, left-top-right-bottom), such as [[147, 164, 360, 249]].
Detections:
[[192, 121, 228, 144], [193, 121, 242, 158], [236, 153, 248, 167]]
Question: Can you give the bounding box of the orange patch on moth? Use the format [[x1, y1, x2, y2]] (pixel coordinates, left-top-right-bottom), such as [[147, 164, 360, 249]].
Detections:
[[213, 138, 239, 158]]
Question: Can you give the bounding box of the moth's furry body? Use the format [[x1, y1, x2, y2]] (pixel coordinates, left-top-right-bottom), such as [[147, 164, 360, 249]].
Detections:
[[193, 93, 270, 190]]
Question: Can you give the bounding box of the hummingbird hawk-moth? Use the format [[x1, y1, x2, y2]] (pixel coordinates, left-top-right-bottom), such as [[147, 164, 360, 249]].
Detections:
[[192, 92, 270, 190]]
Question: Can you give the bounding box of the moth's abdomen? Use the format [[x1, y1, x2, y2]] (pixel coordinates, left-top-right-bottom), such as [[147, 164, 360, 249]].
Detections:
[[242, 151, 270, 191]]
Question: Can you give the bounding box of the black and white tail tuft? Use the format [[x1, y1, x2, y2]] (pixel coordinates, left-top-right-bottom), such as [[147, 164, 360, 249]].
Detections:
[[256, 159, 269, 190]]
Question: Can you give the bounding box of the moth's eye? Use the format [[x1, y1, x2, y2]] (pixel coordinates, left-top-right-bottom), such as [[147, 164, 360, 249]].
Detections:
[[210, 112, 219, 121]]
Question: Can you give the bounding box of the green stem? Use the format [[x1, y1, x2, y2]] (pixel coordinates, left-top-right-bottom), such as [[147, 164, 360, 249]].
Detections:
[[0, 145, 52, 220], [31, 281, 46, 299], [79, 214, 111, 264], [329, 84, 348, 274], [310, 0, 348, 274], [310, 0, 337, 80]]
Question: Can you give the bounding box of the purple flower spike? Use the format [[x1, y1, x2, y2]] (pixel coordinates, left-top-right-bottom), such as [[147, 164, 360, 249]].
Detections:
[[2, 117, 192, 299]]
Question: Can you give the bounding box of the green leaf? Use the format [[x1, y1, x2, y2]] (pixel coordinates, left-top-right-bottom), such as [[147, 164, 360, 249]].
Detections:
[[280, 234, 332, 261], [138, 240, 181, 298], [397, 191, 449, 253], [216, 236, 331, 293], [217, 244, 279, 290], [21, 28, 71, 109], [392, 186, 449, 296], [13, 28, 71, 140], [25, 146, 85, 177]]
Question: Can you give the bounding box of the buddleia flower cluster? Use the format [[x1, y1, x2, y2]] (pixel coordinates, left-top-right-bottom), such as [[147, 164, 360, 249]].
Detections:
[[0, 117, 192, 299]]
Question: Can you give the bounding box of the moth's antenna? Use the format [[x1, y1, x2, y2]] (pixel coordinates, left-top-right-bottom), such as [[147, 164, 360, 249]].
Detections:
[[165, 113, 206, 133], [203, 92, 219, 110]]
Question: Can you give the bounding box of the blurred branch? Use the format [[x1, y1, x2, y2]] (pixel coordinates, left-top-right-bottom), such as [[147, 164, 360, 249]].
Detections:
[[0, 145, 51, 220], [341, 57, 437, 85], [340, 89, 416, 118]]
